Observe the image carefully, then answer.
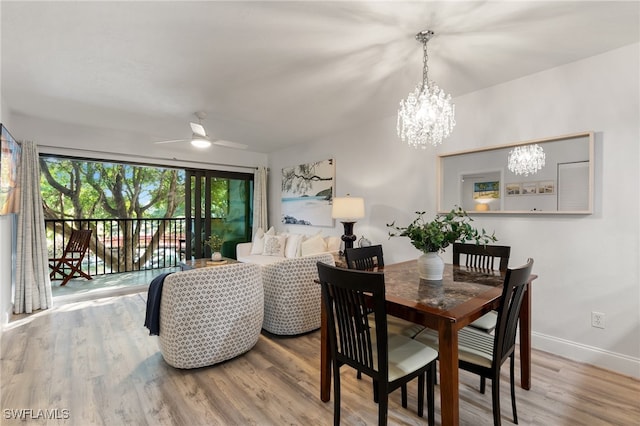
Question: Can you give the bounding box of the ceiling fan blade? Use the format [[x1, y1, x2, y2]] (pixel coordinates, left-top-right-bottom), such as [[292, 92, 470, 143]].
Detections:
[[212, 139, 248, 150], [153, 139, 188, 144], [190, 122, 207, 137]]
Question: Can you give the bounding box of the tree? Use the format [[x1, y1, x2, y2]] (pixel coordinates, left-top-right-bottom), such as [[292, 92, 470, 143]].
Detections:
[[281, 160, 333, 196], [40, 157, 185, 272]]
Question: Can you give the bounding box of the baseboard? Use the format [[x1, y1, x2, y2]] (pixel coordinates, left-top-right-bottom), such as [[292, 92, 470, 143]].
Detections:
[[532, 331, 640, 379]]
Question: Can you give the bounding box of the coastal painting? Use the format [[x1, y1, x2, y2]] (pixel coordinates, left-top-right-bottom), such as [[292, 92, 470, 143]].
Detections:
[[281, 158, 334, 227]]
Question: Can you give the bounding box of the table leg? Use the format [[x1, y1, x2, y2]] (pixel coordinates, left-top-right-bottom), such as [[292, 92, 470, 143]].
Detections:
[[519, 281, 532, 390], [320, 297, 331, 402], [438, 321, 459, 426]]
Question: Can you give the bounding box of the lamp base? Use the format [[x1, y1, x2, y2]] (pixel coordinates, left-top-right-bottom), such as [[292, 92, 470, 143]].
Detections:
[[340, 221, 357, 253]]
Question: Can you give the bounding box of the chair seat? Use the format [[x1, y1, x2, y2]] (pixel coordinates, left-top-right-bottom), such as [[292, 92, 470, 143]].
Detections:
[[414, 326, 494, 368], [469, 310, 498, 333], [373, 334, 439, 382], [369, 314, 426, 338]]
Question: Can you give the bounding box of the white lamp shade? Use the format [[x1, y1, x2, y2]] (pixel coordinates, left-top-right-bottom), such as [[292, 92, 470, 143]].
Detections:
[[332, 196, 365, 220]]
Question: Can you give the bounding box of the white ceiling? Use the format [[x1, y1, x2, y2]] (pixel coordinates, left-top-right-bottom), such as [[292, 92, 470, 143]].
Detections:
[[2, 1, 639, 153]]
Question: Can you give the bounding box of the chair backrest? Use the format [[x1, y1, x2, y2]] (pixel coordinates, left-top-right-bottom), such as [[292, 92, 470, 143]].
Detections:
[[344, 245, 385, 271], [453, 243, 511, 271], [493, 258, 534, 367], [316, 262, 388, 381], [62, 229, 92, 258]]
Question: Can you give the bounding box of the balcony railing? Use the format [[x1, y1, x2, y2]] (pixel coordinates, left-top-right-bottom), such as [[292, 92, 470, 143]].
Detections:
[[45, 218, 187, 277]]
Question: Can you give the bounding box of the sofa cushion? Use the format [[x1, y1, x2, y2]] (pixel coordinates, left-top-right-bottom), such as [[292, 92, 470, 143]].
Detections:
[[301, 234, 327, 256], [325, 236, 341, 252], [284, 233, 303, 258], [263, 234, 286, 256], [251, 226, 275, 255], [250, 228, 265, 254], [238, 254, 283, 265]]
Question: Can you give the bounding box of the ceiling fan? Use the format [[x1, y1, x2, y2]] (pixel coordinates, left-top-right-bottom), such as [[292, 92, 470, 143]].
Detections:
[[153, 112, 248, 150]]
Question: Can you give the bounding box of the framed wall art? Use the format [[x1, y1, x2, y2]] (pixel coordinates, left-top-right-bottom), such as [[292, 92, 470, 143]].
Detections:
[[506, 183, 522, 196], [537, 181, 555, 194], [281, 158, 334, 227]]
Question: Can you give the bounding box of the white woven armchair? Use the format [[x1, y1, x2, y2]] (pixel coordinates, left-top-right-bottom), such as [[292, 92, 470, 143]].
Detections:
[[158, 262, 263, 369], [260, 253, 335, 335]]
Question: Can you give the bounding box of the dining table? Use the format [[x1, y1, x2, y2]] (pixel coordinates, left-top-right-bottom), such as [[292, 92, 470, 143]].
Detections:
[[319, 260, 538, 426]]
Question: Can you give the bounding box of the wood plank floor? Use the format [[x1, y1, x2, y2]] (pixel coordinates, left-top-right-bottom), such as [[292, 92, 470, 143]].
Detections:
[[2, 292, 639, 425]]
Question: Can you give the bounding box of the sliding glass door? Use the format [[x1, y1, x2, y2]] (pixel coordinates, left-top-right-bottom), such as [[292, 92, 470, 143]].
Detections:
[[184, 170, 253, 260]]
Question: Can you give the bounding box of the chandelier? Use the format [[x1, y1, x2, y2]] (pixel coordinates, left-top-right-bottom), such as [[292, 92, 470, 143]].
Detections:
[[507, 144, 546, 176], [397, 30, 456, 148]]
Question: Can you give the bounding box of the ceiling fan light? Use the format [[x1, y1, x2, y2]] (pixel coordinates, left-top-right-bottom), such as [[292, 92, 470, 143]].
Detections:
[[190, 137, 211, 149]]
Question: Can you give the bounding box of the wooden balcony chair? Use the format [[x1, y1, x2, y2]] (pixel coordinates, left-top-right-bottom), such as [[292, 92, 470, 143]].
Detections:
[[415, 258, 534, 426], [49, 229, 93, 286], [453, 243, 511, 333], [316, 262, 438, 426]]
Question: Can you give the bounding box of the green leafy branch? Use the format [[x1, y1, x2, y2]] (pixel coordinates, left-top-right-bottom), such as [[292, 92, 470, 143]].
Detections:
[[387, 207, 497, 253]]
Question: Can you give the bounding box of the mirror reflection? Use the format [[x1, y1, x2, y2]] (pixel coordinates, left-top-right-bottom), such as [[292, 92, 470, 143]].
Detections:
[[438, 132, 594, 214]]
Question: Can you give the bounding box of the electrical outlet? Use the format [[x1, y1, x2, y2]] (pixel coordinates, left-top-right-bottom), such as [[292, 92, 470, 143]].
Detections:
[[591, 311, 605, 329]]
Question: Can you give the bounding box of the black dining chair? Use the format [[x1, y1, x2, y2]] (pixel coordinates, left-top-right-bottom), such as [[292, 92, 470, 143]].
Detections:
[[345, 245, 425, 338], [344, 245, 385, 271], [453, 243, 511, 333], [316, 262, 438, 426], [414, 258, 534, 426]]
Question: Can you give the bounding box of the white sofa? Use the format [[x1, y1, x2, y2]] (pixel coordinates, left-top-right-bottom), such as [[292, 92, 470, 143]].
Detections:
[[237, 235, 337, 335], [236, 232, 340, 265], [158, 262, 263, 369]]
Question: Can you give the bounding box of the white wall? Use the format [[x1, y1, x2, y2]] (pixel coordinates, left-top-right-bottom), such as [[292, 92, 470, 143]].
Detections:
[[268, 43, 640, 378]]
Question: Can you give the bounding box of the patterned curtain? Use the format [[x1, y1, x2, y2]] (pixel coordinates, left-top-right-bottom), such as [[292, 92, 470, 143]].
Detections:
[[14, 141, 52, 314], [252, 166, 268, 236]]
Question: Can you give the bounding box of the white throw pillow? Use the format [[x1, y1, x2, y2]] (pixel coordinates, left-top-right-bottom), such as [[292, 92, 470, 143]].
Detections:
[[301, 234, 327, 256], [250, 228, 265, 254], [251, 226, 275, 255], [285, 234, 303, 258], [325, 236, 341, 252], [262, 234, 286, 257]]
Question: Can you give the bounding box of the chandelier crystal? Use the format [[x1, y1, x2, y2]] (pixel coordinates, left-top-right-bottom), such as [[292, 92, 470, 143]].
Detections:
[[507, 144, 546, 176], [397, 30, 456, 148]]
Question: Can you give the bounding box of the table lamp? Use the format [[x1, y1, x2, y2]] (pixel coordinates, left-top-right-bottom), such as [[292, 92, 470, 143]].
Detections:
[[331, 194, 365, 253]]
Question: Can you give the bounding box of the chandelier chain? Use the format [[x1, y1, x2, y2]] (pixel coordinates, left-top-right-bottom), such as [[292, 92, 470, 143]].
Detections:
[[422, 39, 429, 89]]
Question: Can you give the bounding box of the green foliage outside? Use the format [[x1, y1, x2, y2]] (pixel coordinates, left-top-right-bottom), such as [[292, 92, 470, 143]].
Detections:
[[40, 157, 187, 272], [40, 158, 185, 219]]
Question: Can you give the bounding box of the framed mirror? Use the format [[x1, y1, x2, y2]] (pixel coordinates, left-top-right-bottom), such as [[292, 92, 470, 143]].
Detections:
[[437, 131, 594, 214]]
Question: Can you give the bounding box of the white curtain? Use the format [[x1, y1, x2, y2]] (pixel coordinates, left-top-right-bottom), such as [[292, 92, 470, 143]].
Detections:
[[252, 166, 268, 236], [14, 141, 52, 314]]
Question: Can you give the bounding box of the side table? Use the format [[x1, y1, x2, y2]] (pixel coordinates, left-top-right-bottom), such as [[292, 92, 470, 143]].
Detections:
[[179, 257, 239, 271]]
